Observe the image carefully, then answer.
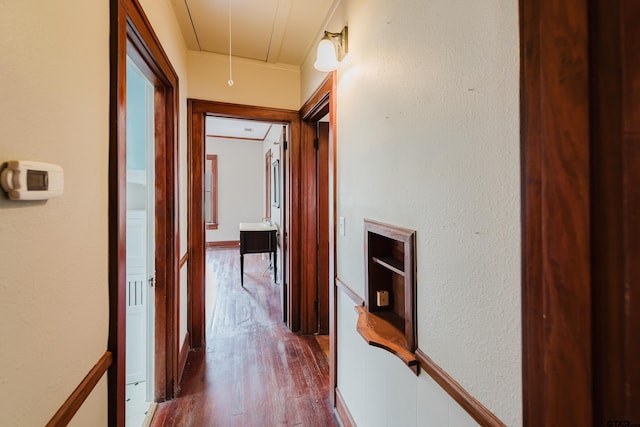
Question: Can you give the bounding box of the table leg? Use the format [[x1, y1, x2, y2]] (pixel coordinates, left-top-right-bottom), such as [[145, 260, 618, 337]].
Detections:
[[240, 253, 244, 287], [273, 249, 277, 284]]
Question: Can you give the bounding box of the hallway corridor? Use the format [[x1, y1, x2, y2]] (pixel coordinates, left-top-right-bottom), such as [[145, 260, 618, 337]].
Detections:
[[151, 248, 337, 426]]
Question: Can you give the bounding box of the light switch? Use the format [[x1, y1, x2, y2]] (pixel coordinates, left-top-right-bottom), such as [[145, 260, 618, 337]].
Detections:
[[339, 216, 345, 236]]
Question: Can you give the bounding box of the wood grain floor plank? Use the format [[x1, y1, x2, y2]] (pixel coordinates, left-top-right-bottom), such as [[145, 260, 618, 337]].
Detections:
[[151, 249, 337, 426]]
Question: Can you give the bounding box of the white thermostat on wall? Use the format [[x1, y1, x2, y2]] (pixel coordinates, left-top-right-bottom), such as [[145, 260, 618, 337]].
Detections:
[[1, 160, 64, 201]]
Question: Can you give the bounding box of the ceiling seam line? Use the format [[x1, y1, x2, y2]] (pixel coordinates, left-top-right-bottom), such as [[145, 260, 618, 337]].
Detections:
[[184, 0, 202, 51], [265, 0, 280, 62]]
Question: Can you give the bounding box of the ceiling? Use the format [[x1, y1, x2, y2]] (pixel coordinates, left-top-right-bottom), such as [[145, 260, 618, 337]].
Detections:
[[206, 116, 274, 140], [170, 0, 337, 66]]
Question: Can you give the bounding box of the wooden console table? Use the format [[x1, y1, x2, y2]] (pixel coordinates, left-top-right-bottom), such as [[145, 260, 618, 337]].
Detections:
[[239, 223, 278, 287]]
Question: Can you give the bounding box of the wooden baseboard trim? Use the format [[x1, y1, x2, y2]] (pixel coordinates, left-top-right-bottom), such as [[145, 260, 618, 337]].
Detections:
[[46, 351, 112, 427], [336, 277, 364, 306], [206, 240, 240, 249], [179, 252, 188, 269], [142, 402, 157, 427], [178, 331, 190, 385], [415, 349, 505, 426], [335, 387, 357, 427]]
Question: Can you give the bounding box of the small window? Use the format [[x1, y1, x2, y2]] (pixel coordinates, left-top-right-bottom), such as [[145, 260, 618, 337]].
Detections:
[[205, 154, 218, 229]]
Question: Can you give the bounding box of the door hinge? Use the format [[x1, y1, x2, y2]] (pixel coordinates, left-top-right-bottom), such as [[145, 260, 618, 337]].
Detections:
[[283, 138, 288, 150], [313, 138, 319, 150], [148, 276, 155, 287]]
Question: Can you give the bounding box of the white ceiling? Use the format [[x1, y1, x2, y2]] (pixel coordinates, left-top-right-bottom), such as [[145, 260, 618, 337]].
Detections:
[[170, 0, 337, 66], [206, 116, 273, 140]]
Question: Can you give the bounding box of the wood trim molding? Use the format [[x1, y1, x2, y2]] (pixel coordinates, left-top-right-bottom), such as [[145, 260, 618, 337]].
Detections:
[[179, 252, 188, 269], [108, 2, 127, 424], [206, 240, 240, 248], [336, 277, 364, 306], [46, 351, 112, 427], [520, 0, 593, 424], [299, 74, 333, 335], [335, 387, 356, 427], [415, 349, 505, 427], [178, 331, 190, 386], [335, 277, 503, 424]]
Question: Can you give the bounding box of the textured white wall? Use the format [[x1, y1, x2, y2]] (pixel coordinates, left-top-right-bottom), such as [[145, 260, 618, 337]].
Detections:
[[303, 0, 521, 425], [0, 1, 110, 425], [205, 137, 264, 242]]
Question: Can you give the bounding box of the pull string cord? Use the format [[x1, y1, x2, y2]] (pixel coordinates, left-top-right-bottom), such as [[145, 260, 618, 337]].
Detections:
[[228, 0, 234, 87]]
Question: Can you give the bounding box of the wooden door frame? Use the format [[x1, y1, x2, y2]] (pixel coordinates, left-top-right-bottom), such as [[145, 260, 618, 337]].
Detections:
[[187, 100, 300, 348], [299, 73, 337, 404], [316, 121, 331, 335], [109, 0, 180, 424], [521, 0, 640, 423], [521, 1, 592, 423]]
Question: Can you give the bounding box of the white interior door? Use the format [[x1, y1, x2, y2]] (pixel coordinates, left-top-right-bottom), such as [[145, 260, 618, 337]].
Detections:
[[126, 207, 147, 384], [144, 79, 155, 399], [125, 57, 155, 392]]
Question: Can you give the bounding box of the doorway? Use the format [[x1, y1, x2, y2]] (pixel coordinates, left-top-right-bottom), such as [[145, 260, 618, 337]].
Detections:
[[187, 100, 300, 349], [125, 56, 156, 425], [202, 116, 288, 320], [187, 77, 337, 405], [299, 117, 330, 335], [110, 0, 180, 424], [298, 73, 337, 403]]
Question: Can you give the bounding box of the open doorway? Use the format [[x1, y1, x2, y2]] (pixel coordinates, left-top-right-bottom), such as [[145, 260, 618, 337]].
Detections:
[[187, 100, 300, 349], [202, 116, 288, 322], [187, 81, 337, 407], [298, 112, 330, 337], [125, 56, 156, 426], [110, 0, 180, 424], [298, 73, 337, 404]]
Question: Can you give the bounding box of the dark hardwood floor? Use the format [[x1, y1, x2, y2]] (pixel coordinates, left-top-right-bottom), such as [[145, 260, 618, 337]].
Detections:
[[151, 248, 337, 426]]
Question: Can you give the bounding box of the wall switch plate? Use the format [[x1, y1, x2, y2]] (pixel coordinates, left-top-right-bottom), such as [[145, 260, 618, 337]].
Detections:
[[339, 216, 345, 236], [376, 290, 389, 307]]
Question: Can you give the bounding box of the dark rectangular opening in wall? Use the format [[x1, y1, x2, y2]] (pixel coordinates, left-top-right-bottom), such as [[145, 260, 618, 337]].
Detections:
[[363, 219, 416, 353]]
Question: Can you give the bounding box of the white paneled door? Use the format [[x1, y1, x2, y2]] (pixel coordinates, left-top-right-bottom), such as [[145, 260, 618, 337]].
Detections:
[[125, 56, 155, 398]]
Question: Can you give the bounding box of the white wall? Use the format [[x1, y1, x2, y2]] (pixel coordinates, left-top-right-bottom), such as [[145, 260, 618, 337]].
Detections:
[[205, 137, 264, 242], [301, 0, 521, 425], [0, 1, 110, 425]]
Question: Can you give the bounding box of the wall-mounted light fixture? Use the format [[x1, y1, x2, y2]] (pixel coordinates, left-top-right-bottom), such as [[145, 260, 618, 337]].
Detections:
[[314, 26, 348, 72]]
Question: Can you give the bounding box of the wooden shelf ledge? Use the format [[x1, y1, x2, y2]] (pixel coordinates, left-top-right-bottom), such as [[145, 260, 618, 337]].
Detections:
[[372, 256, 405, 276], [354, 306, 419, 375]]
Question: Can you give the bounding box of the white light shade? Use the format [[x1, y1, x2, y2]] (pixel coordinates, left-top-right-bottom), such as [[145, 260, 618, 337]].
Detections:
[[314, 38, 339, 72]]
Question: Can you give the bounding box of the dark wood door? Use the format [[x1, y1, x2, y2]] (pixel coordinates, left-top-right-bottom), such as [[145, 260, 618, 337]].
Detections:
[[317, 122, 330, 334], [299, 110, 330, 334]]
